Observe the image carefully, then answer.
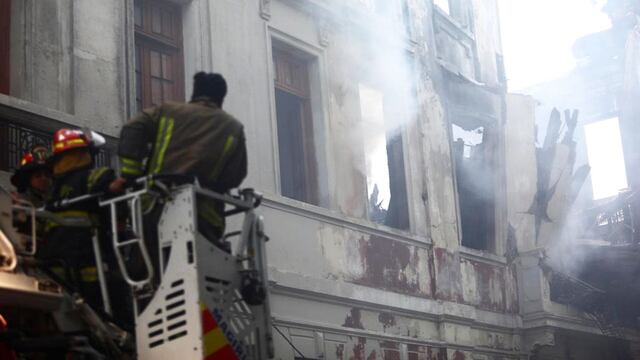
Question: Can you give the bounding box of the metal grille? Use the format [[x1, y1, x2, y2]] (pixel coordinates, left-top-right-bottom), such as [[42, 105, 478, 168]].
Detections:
[[146, 278, 188, 349], [0, 118, 112, 172]]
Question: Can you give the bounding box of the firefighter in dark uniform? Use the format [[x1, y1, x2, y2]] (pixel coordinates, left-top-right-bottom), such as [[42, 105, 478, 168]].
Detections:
[[10, 145, 52, 208], [10, 145, 52, 249], [41, 129, 122, 312], [117, 72, 248, 249]]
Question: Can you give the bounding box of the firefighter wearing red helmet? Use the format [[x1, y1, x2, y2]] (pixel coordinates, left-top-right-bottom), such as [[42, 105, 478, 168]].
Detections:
[[9, 145, 52, 254], [41, 128, 123, 313], [10, 145, 52, 207]]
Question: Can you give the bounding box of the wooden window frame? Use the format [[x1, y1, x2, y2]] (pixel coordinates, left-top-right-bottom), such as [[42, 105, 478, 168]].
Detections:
[[273, 47, 319, 205], [134, 0, 185, 110]]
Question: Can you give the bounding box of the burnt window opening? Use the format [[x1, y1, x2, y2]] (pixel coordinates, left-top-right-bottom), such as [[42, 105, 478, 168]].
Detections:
[[134, 0, 185, 112], [0, 0, 10, 95], [273, 47, 319, 205], [359, 85, 410, 231], [451, 123, 496, 251]]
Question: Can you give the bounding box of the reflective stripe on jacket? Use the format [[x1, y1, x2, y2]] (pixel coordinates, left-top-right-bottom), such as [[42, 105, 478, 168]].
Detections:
[[118, 99, 248, 234]]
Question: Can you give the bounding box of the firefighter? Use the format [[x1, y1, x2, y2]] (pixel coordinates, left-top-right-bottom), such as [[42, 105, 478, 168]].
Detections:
[[10, 145, 52, 249], [117, 72, 247, 249], [10, 144, 52, 207], [41, 129, 123, 312]]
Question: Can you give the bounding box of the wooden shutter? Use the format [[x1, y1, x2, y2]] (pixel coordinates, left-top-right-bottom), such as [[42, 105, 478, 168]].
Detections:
[[134, 0, 184, 111]]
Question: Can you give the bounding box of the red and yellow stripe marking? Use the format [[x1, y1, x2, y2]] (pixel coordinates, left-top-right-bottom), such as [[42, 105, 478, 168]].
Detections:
[[201, 303, 239, 360]]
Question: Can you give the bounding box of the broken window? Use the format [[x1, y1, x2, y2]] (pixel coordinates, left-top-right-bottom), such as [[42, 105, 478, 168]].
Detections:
[[0, 0, 10, 95], [134, 0, 185, 112], [273, 47, 319, 205], [584, 117, 628, 200], [358, 84, 410, 230], [451, 122, 496, 251]]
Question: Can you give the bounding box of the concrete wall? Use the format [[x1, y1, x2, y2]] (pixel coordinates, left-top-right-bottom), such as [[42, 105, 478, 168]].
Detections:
[[9, 0, 128, 136]]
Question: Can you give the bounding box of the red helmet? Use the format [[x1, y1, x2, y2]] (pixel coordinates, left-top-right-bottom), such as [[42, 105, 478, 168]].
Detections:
[[52, 129, 91, 155], [10, 145, 51, 189]]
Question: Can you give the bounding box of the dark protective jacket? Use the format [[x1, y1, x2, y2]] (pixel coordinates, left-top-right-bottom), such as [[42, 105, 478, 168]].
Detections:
[[118, 98, 248, 239], [41, 166, 116, 309], [118, 98, 247, 241]]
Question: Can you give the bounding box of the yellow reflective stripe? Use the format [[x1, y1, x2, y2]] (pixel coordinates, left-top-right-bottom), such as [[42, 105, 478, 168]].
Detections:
[[55, 210, 90, 218], [88, 167, 108, 190], [45, 210, 91, 231], [120, 157, 142, 168], [198, 202, 224, 228], [55, 139, 85, 149], [209, 135, 236, 181], [121, 165, 143, 175], [152, 118, 174, 175], [148, 116, 168, 175], [80, 267, 98, 282], [51, 266, 65, 279]]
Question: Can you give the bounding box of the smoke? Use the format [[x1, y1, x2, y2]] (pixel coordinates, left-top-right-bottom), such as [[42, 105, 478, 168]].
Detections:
[[299, 1, 418, 217]]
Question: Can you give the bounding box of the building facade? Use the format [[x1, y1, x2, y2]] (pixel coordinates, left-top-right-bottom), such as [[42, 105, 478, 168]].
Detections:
[[0, 0, 638, 359]]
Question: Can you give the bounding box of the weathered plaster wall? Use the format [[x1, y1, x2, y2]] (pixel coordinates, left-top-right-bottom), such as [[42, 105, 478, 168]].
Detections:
[[470, 0, 502, 87], [8, 0, 127, 136], [413, 1, 461, 250], [505, 94, 537, 253]]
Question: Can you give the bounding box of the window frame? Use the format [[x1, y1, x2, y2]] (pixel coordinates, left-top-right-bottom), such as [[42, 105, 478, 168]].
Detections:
[[448, 111, 499, 253], [267, 30, 331, 209], [134, 0, 185, 111], [272, 45, 319, 205], [357, 82, 412, 231]]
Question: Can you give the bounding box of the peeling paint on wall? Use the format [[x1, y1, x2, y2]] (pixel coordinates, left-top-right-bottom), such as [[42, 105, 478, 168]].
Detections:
[[378, 312, 396, 330], [353, 235, 431, 296], [343, 308, 365, 329], [407, 344, 447, 360], [468, 259, 506, 312], [434, 248, 464, 302], [452, 350, 466, 360]]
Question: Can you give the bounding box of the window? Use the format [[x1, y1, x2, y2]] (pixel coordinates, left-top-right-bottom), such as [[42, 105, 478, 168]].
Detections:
[[451, 122, 496, 251], [584, 117, 628, 200], [134, 0, 184, 112], [0, 0, 10, 95], [273, 47, 319, 205], [358, 85, 410, 230]]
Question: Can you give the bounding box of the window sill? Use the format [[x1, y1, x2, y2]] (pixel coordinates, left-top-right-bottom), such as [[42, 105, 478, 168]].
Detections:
[[458, 246, 507, 267], [0, 93, 118, 145], [261, 193, 431, 247]]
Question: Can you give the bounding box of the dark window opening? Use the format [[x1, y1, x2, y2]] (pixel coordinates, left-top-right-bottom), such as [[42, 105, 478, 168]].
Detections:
[[134, 0, 184, 112], [0, 0, 11, 95], [452, 123, 496, 251], [359, 84, 410, 230], [273, 47, 319, 205]]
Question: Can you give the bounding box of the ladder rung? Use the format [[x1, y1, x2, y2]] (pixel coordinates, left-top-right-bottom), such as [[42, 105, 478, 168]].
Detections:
[[117, 238, 141, 247]]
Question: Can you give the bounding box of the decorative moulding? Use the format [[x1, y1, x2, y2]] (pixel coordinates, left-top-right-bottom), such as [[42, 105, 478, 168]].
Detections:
[[260, 0, 271, 20]]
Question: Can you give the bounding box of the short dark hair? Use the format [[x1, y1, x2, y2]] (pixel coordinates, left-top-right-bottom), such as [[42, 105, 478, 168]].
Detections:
[[191, 72, 227, 106]]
